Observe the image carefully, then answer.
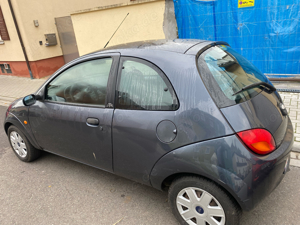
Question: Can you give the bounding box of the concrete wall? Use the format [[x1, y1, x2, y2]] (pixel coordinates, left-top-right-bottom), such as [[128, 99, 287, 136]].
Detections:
[[0, 0, 130, 62], [71, 0, 170, 56], [163, 0, 177, 40]]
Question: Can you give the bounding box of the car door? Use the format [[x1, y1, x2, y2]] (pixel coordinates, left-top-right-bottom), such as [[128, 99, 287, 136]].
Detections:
[[112, 57, 180, 184], [28, 53, 120, 172]]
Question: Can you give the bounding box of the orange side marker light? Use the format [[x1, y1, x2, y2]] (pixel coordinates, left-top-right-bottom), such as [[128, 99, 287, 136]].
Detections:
[[24, 121, 28, 125]]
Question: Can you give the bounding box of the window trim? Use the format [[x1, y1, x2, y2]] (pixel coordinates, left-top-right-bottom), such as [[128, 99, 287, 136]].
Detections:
[[115, 56, 179, 111], [44, 56, 117, 108]]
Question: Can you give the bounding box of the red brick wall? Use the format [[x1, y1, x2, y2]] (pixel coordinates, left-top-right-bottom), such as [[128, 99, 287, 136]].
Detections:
[[0, 55, 65, 79]]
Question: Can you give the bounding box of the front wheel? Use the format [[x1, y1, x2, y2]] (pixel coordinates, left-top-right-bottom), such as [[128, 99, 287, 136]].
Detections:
[[168, 176, 241, 225], [8, 125, 41, 162]]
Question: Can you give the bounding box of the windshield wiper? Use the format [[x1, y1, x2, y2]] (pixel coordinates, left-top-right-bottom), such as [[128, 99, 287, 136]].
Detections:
[[232, 82, 276, 96]]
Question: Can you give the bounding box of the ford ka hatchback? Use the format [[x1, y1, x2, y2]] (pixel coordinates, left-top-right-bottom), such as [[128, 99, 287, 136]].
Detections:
[[4, 39, 293, 225]]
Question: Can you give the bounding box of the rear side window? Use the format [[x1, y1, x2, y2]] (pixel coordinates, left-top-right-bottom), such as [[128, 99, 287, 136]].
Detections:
[[116, 58, 178, 110], [198, 45, 270, 108]]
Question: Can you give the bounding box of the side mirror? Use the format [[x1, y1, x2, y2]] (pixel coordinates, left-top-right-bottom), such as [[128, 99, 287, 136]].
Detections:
[[23, 94, 36, 106]]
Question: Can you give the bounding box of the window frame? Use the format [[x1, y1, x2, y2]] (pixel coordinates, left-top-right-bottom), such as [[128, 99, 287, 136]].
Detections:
[[0, 6, 10, 41], [115, 57, 179, 111], [43, 54, 119, 108]]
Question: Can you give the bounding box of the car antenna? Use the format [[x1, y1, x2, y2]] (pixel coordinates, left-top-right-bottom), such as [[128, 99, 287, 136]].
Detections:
[[103, 13, 129, 49]]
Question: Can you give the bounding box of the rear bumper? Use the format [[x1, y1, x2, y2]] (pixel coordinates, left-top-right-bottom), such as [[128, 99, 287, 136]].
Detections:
[[249, 152, 291, 210], [243, 117, 293, 211]]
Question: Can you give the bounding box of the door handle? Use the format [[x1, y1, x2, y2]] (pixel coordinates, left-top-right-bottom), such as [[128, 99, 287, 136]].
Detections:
[[86, 118, 99, 126]]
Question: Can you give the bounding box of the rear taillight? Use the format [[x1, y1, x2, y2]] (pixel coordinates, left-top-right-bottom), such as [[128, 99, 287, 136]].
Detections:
[[237, 129, 276, 155]]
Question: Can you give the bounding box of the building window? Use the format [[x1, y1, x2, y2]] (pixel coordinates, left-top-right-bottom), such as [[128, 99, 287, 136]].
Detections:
[[0, 64, 12, 74], [0, 6, 10, 41]]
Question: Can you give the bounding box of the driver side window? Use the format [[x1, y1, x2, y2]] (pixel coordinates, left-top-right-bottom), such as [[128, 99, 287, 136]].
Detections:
[[46, 58, 112, 106]]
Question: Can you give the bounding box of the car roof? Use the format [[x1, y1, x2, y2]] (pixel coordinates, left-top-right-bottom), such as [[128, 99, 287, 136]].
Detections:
[[86, 39, 211, 56]]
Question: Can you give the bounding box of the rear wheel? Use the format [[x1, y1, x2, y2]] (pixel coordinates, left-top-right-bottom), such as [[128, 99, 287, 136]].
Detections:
[[8, 125, 40, 162], [168, 176, 241, 225]]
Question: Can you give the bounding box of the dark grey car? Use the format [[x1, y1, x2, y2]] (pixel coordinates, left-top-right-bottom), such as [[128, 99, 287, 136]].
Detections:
[[4, 39, 293, 225]]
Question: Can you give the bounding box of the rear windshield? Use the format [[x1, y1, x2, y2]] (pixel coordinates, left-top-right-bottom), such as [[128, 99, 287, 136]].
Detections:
[[197, 45, 270, 108]]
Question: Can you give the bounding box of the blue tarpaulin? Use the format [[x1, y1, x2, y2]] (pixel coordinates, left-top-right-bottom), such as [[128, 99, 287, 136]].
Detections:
[[173, 0, 300, 77]]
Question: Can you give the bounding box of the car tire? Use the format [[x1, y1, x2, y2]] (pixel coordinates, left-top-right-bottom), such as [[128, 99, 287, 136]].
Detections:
[[168, 176, 241, 225], [8, 125, 41, 162]]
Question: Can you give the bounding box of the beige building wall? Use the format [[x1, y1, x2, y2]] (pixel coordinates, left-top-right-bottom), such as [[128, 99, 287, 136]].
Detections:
[[0, 0, 24, 61], [71, 0, 166, 56], [0, 0, 129, 62]]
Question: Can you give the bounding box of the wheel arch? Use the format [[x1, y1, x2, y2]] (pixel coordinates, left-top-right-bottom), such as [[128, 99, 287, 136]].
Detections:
[[161, 172, 242, 211], [4, 115, 40, 149], [150, 136, 255, 211], [4, 122, 13, 134]]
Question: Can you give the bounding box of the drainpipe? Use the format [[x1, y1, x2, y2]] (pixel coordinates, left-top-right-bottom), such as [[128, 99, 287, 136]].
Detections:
[[8, 0, 34, 79]]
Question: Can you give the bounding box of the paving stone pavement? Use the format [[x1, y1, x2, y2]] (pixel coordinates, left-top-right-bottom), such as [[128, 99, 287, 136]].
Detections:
[[291, 151, 300, 167], [0, 75, 46, 106], [0, 75, 299, 166], [278, 92, 300, 153]]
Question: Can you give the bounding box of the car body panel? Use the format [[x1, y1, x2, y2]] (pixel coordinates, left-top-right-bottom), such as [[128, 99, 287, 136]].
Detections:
[[3, 39, 294, 214], [113, 110, 176, 184], [112, 49, 234, 140], [4, 99, 41, 149], [221, 91, 288, 146], [29, 102, 115, 171], [150, 118, 293, 211], [89, 39, 207, 55], [26, 53, 121, 172], [111, 49, 234, 185]]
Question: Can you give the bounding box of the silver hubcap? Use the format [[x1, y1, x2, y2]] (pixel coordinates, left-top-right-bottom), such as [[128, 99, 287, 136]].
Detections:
[[10, 131, 27, 158], [176, 187, 225, 225]]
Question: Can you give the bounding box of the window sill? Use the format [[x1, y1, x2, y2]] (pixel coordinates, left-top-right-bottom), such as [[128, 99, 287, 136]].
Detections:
[[0, 40, 4, 45]]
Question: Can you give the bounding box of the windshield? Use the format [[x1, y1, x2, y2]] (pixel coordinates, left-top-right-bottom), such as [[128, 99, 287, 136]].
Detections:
[[198, 45, 270, 108]]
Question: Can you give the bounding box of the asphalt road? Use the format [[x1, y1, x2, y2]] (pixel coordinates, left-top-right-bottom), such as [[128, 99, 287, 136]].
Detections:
[[0, 105, 299, 225]]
